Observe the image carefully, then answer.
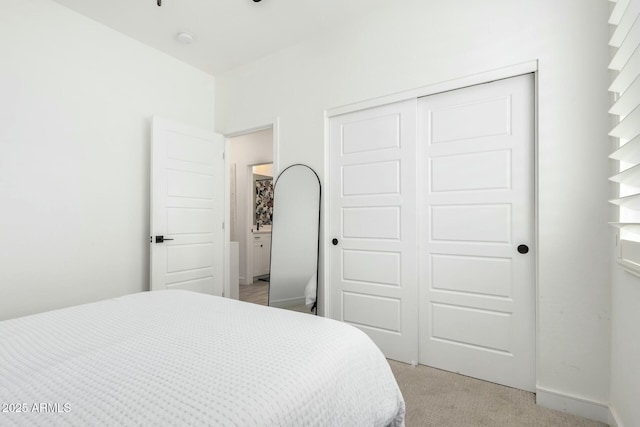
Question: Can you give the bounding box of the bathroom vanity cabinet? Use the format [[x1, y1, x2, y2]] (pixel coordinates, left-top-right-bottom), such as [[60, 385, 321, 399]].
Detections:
[[252, 233, 271, 278]]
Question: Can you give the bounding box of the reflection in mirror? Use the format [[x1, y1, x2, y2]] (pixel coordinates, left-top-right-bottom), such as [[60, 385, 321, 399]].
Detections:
[[255, 178, 273, 229], [253, 163, 273, 233], [268, 165, 321, 314]]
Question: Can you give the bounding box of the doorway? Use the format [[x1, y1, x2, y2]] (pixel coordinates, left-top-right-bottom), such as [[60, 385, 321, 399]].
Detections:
[[249, 163, 273, 281], [228, 128, 273, 286]]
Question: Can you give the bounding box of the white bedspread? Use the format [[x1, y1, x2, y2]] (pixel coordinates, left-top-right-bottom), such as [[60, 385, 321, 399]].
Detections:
[[0, 290, 405, 426]]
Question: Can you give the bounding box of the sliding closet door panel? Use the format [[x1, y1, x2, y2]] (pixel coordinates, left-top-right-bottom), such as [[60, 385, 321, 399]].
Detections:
[[342, 250, 401, 286], [430, 150, 511, 192], [329, 100, 418, 364], [342, 161, 400, 195], [342, 207, 400, 239], [418, 74, 535, 391]]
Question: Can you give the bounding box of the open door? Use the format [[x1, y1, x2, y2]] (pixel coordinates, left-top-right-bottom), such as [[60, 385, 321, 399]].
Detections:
[[150, 117, 225, 295]]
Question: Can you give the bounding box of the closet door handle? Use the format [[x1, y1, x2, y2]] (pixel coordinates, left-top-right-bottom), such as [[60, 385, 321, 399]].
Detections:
[[332, 238, 339, 246], [517, 244, 529, 254], [155, 235, 174, 243]]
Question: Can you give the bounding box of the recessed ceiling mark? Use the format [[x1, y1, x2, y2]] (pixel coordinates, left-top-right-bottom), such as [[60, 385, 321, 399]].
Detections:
[[176, 32, 194, 45]]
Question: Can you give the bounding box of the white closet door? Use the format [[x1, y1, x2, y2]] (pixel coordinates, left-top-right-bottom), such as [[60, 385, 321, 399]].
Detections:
[[329, 100, 418, 364], [418, 74, 535, 391], [150, 117, 225, 295]]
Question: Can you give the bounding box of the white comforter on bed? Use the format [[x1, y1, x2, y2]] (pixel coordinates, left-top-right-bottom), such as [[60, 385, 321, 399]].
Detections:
[[0, 290, 405, 426]]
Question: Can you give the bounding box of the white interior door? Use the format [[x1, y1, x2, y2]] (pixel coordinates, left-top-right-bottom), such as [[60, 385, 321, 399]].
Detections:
[[150, 117, 225, 295], [329, 100, 418, 364], [418, 74, 535, 391]]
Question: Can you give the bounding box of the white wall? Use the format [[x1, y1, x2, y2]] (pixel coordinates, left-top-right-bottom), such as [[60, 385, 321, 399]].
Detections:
[[229, 129, 273, 284], [610, 270, 640, 425], [0, 0, 216, 320], [216, 0, 612, 417]]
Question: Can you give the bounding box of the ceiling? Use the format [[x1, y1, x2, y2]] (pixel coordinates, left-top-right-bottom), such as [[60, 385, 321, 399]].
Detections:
[[52, 0, 391, 75]]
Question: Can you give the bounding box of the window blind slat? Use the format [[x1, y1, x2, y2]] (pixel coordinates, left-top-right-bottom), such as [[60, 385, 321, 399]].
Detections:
[[610, 134, 640, 162], [610, 0, 640, 47], [609, 17, 640, 70], [610, 194, 640, 210], [610, 0, 630, 26], [609, 73, 640, 116], [609, 104, 640, 139], [609, 45, 640, 93], [610, 222, 640, 235], [609, 162, 640, 186]]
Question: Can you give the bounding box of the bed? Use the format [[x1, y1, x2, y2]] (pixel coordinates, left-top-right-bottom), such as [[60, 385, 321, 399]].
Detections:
[[0, 290, 405, 426]]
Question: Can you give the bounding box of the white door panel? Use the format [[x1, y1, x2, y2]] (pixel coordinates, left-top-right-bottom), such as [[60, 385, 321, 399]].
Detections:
[[342, 161, 400, 196], [430, 149, 511, 192], [430, 254, 512, 297], [343, 250, 401, 286], [167, 208, 215, 234], [431, 204, 512, 243], [329, 100, 418, 364], [419, 74, 535, 391], [151, 117, 225, 295], [431, 303, 512, 351], [342, 207, 401, 239], [342, 292, 401, 332], [328, 74, 535, 389], [166, 277, 215, 293], [341, 114, 401, 154], [430, 96, 511, 144]]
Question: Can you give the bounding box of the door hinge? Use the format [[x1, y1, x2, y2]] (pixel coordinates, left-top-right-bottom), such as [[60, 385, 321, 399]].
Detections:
[[222, 152, 225, 160], [222, 221, 225, 230]]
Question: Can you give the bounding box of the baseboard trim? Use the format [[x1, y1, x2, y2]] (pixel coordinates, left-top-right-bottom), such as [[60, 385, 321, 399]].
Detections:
[[609, 404, 623, 427], [269, 296, 305, 309], [536, 387, 609, 424]]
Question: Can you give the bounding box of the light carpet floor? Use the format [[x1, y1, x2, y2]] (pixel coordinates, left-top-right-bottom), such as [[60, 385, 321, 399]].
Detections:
[[388, 360, 607, 427], [241, 284, 603, 426]]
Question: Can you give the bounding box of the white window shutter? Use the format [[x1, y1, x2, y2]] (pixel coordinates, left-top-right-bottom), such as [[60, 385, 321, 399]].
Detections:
[[609, 0, 640, 269]]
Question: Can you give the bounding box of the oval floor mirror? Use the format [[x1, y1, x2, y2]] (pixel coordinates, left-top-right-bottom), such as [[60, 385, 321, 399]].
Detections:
[[268, 164, 321, 314]]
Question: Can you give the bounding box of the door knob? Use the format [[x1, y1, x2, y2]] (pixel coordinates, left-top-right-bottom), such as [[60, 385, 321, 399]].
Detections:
[[155, 235, 174, 243], [332, 238, 339, 246], [517, 244, 529, 254]]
